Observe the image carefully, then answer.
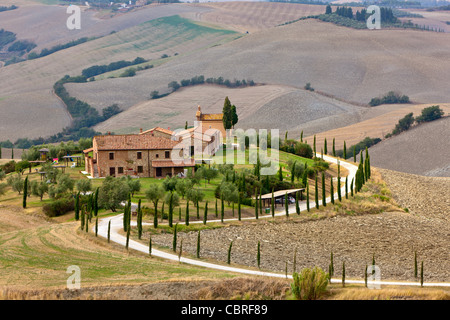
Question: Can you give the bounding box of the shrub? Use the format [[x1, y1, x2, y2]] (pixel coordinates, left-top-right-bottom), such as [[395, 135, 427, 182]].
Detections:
[[369, 91, 410, 106], [415, 105, 444, 123], [291, 267, 329, 300], [43, 197, 74, 217]]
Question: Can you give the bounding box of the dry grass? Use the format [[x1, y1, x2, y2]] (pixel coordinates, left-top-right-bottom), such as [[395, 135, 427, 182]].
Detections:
[[196, 277, 291, 300], [329, 286, 450, 300]]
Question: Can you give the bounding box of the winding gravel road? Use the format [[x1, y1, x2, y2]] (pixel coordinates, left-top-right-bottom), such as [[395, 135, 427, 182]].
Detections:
[[96, 155, 450, 288]]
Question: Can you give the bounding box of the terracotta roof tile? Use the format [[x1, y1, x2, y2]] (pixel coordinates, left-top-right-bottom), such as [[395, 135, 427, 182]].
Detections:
[[94, 134, 179, 151], [140, 127, 174, 135]]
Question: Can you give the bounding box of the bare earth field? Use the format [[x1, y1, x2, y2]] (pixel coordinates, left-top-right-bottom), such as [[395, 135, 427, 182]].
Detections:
[[306, 103, 450, 150], [367, 117, 450, 177], [69, 19, 450, 129]]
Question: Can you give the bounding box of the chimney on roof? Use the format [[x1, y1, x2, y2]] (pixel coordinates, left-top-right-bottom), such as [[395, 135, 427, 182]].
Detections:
[[140, 128, 143, 133]]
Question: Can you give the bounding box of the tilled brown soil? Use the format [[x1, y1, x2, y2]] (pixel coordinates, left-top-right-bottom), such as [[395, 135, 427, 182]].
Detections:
[[151, 170, 450, 283]]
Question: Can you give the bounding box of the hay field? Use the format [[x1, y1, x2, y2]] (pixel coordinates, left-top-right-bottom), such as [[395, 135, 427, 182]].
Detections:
[[0, 221, 234, 290], [68, 18, 450, 124], [305, 103, 450, 150], [182, 1, 327, 33], [0, 14, 239, 141]]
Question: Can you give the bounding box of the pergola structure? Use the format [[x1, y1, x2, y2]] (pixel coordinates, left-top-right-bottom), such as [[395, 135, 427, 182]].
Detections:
[[254, 188, 305, 208], [28, 160, 46, 173], [62, 155, 83, 167]]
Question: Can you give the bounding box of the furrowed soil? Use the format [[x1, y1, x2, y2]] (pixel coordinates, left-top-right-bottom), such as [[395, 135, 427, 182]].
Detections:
[[150, 169, 450, 283]]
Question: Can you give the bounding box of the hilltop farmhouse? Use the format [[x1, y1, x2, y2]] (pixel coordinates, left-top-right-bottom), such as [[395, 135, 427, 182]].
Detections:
[[83, 106, 224, 178]]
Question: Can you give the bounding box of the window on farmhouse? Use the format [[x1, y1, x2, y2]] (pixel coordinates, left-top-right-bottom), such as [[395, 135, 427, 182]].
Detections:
[[118, 167, 124, 174], [137, 166, 143, 173], [137, 152, 142, 159], [109, 152, 114, 160], [165, 151, 170, 159]]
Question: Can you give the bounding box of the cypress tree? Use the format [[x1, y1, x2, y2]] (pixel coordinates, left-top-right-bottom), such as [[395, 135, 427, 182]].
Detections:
[[185, 201, 190, 226], [11, 148, 14, 160], [330, 177, 334, 204], [420, 261, 424, 287], [350, 178, 354, 197], [414, 251, 418, 278], [75, 192, 80, 221], [315, 176, 319, 209], [291, 161, 296, 183], [137, 199, 142, 239], [322, 172, 326, 207], [154, 203, 158, 229], [255, 190, 259, 219], [295, 191, 300, 215], [300, 130, 303, 142], [343, 141, 347, 159], [306, 183, 310, 212], [172, 223, 178, 252], [94, 188, 99, 217], [232, 202, 235, 217], [0, 143, 2, 158], [203, 201, 208, 224], [85, 213, 89, 233], [80, 205, 85, 230], [107, 220, 111, 243], [271, 189, 275, 218], [365, 265, 368, 288], [330, 251, 334, 277], [313, 135, 316, 156], [278, 165, 283, 181], [259, 188, 262, 216], [324, 138, 328, 155], [22, 176, 28, 208], [125, 226, 130, 250], [257, 241, 261, 269], [342, 261, 346, 287], [227, 241, 233, 264], [197, 231, 201, 258], [95, 216, 98, 237], [178, 207, 181, 222], [221, 193, 225, 222], [345, 176, 348, 199], [285, 192, 289, 218], [161, 202, 165, 222], [353, 147, 356, 162], [168, 192, 174, 227], [337, 175, 342, 202]]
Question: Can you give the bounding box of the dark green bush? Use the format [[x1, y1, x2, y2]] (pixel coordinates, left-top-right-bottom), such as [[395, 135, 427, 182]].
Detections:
[[43, 197, 75, 217]]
